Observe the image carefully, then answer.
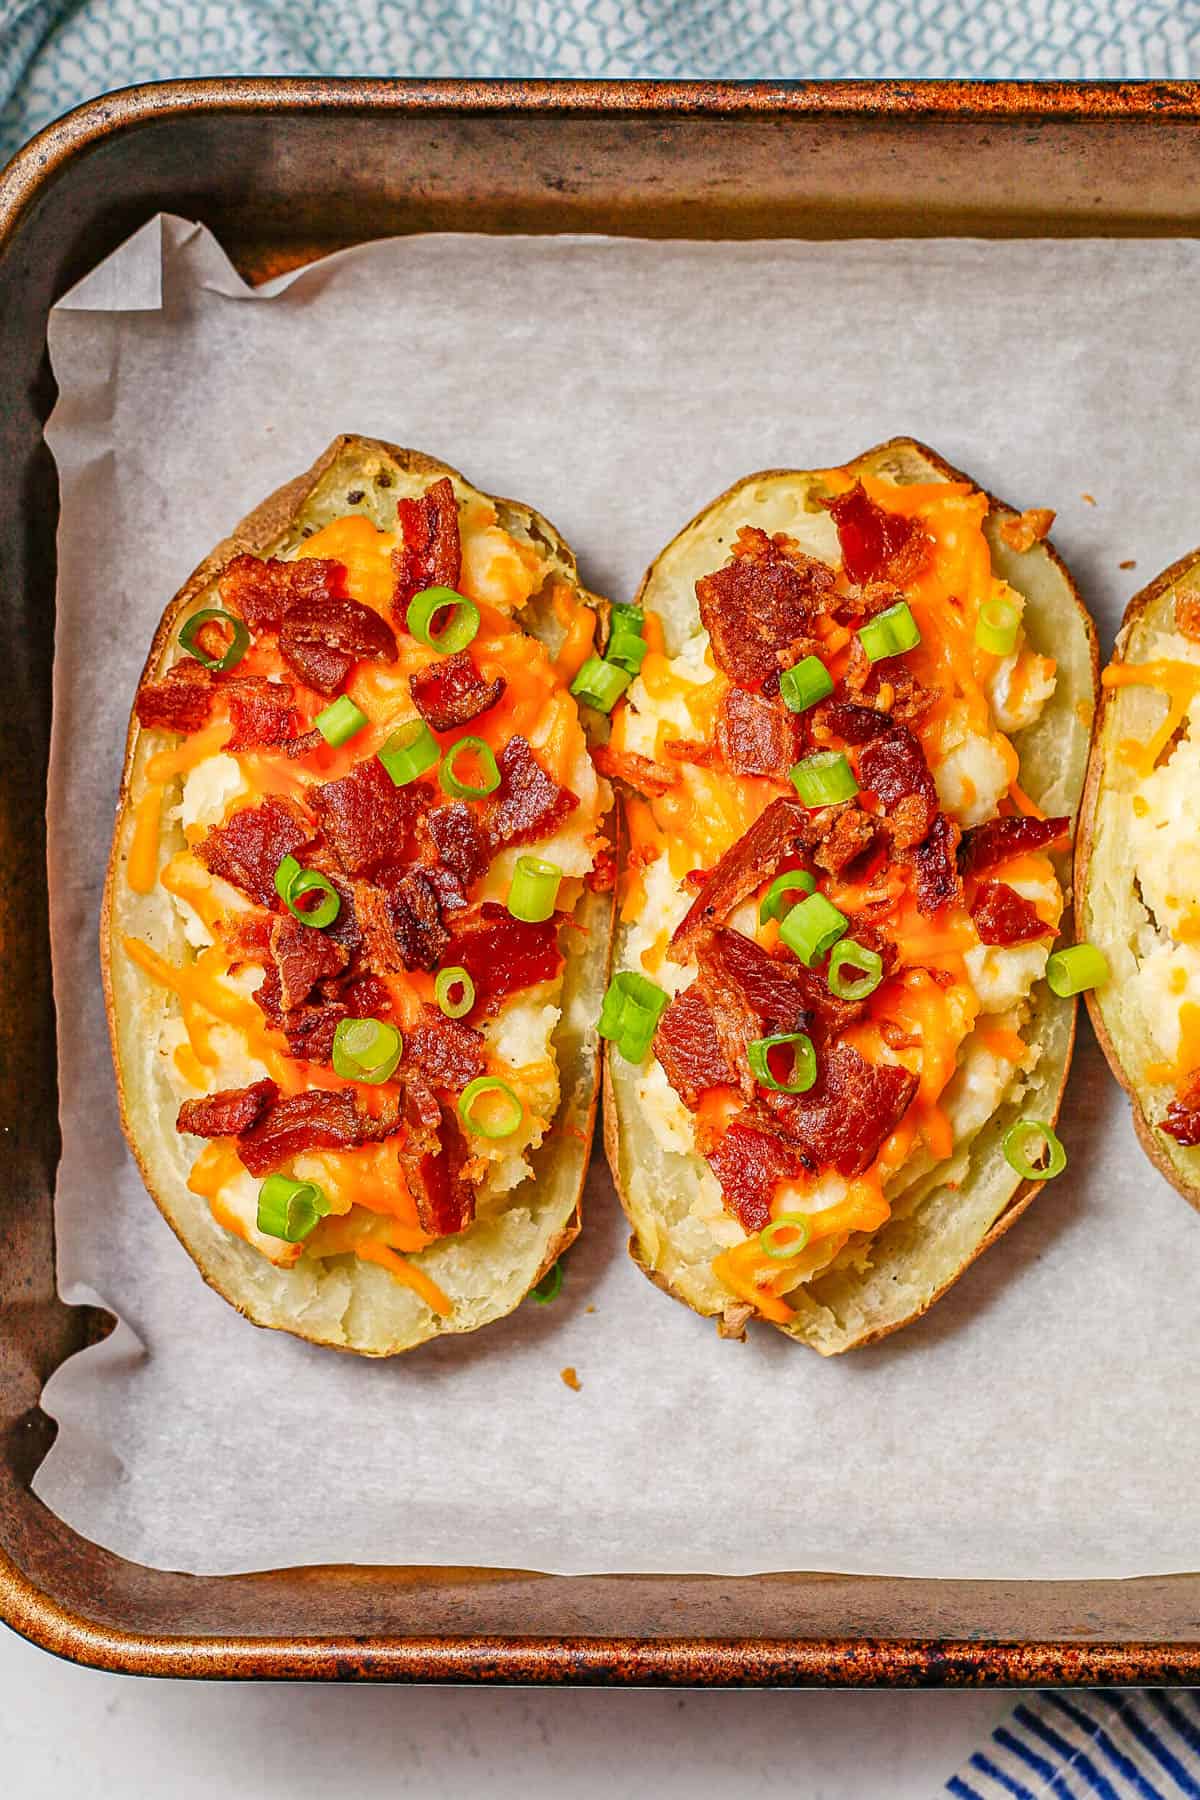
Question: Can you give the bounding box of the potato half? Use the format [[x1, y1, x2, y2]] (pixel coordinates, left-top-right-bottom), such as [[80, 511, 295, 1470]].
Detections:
[[605, 438, 1098, 1353], [1076, 547, 1200, 1209], [103, 436, 612, 1355]]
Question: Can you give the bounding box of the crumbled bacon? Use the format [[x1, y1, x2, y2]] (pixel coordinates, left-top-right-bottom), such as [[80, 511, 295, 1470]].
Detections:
[[135, 660, 216, 733], [663, 737, 718, 767], [490, 734, 579, 848], [696, 532, 836, 687], [587, 846, 617, 893], [177, 1078, 278, 1140], [810, 803, 879, 877], [970, 880, 1053, 945], [219, 554, 346, 634], [702, 926, 863, 1041], [393, 478, 462, 615], [653, 986, 737, 1110], [398, 1081, 474, 1238], [236, 1088, 395, 1177], [905, 811, 962, 915], [449, 902, 563, 1013], [856, 725, 938, 847], [309, 760, 430, 877], [705, 1119, 802, 1234], [592, 744, 678, 798], [224, 677, 302, 752], [958, 814, 1070, 876], [670, 797, 812, 956], [762, 1041, 918, 1178], [357, 868, 449, 973], [824, 483, 930, 585], [406, 1004, 486, 1090], [813, 699, 893, 744], [843, 646, 936, 727], [335, 973, 393, 1019], [1176, 594, 1200, 643], [253, 964, 346, 1064], [1163, 1069, 1200, 1146], [268, 914, 348, 1010], [425, 802, 491, 890], [278, 591, 397, 695], [715, 686, 802, 776], [214, 913, 274, 965], [998, 508, 1055, 553], [197, 797, 313, 908], [409, 651, 505, 732]]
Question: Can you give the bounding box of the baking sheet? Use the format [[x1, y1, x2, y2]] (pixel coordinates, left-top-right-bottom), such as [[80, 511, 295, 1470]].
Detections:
[[35, 214, 1200, 1579]]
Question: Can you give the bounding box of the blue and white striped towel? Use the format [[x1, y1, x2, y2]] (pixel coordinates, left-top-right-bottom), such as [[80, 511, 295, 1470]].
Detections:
[[945, 1691, 1200, 1799]]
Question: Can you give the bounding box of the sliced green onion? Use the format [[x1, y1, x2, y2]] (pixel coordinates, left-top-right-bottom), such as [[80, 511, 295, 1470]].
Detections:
[[780, 654, 834, 714], [378, 717, 440, 787], [570, 655, 631, 714], [406, 585, 480, 654], [975, 595, 1022, 658], [439, 735, 501, 800], [507, 854, 562, 923], [858, 600, 922, 663], [827, 938, 885, 1001], [598, 970, 670, 1063], [314, 694, 368, 747], [530, 1261, 564, 1304], [1003, 1117, 1067, 1182], [257, 1173, 331, 1243], [435, 966, 475, 1019], [606, 629, 648, 676], [612, 604, 645, 631], [779, 892, 849, 967], [459, 1075, 524, 1139], [275, 858, 341, 929], [1046, 943, 1110, 998], [789, 750, 859, 808], [759, 868, 816, 925], [331, 1017, 403, 1084], [274, 853, 302, 903], [179, 607, 250, 672], [759, 1213, 813, 1261], [748, 1032, 817, 1095]]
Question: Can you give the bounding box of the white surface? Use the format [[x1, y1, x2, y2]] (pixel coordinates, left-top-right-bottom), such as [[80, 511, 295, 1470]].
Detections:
[[36, 213, 1200, 1580], [0, 1619, 1007, 1798]]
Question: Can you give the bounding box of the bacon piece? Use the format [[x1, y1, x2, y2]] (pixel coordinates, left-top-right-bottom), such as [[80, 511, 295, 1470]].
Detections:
[[763, 1041, 918, 1178], [336, 972, 393, 1019], [215, 913, 274, 965], [906, 811, 962, 915], [813, 699, 893, 745], [810, 804, 879, 877], [959, 814, 1070, 876], [425, 802, 491, 890], [177, 1078, 278, 1141], [406, 1004, 486, 1090], [219, 554, 346, 635], [309, 760, 430, 877], [236, 1089, 395, 1178], [825, 483, 930, 585], [663, 737, 718, 767], [670, 797, 812, 957], [706, 1118, 802, 1234], [1163, 1069, 1200, 1146], [278, 592, 397, 696], [592, 744, 678, 798], [449, 902, 562, 1014], [197, 798, 313, 908], [1176, 595, 1200, 643], [843, 646, 936, 727], [268, 914, 348, 1010], [653, 986, 737, 1111], [703, 927, 863, 1040], [135, 660, 217, 733], [410, 651, 504, 732], [587, 847, 617, 893], [393, 477, 462, 614], [696, 533, 837, 686], [357, 868, 449, 974], [970, 880, 1054, 945], [490, 734, 579, 848], [224, 677, 302, 752], [715, 686, 802, 776], [998, 507, 1055, 553], [397, 1078, 474, 1238], [253, 964, 347, 1064], [856, 725, 938, 847]]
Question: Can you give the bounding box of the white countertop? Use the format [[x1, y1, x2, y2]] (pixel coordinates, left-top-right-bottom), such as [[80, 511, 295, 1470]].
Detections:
[[2, 1619, 1009, 1797]]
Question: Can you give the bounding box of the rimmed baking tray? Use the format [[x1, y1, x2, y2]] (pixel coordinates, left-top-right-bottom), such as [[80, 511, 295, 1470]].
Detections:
[[3, 76, 1200, 1685]]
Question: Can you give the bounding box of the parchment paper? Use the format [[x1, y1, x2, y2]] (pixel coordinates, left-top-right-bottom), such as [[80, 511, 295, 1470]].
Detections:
[[36, 214, 1200, 1578]]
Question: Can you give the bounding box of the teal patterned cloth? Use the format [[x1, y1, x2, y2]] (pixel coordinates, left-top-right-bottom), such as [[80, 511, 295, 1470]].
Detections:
[[2, 0, 1199, 163]]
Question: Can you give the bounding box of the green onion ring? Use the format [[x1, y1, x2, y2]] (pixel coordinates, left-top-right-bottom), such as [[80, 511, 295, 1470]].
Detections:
[[331, 1017, 403, 1085], [759, 869, 816, 925], [439, 735, 501, 801], [257, 1173, 331, 1243], [758, 1214, 813, 1261], [378, 717, 440, 787], [458, 1076, 524, 1139], [530, 1261, 564, 1304], [179, 607, 250, 672], [275, 858, 341, 929], [1003, 1117, 1067, 1182], [827, 938, 885, 1001], [747, 1032, 817, 1095], [406, 585, 480, 654], [434, 966, 475, 1019], [507, 854, 563, 923]]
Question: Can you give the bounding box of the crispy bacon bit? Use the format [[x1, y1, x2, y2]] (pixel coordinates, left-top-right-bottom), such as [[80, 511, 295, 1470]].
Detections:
[[177, 1078, 278, 1141], [715, 686, 802, 777], [670, 797, 812, 957], [219, 554, 345, 634], [696, 532, 836, 686], [958, 814, 1070, 875], [843, 647, 936, 727], [284, 726, 326, 761], [310, 760, 429, 877], [810, 803, 879, 877], [1176, 594, 1200, 643], [197, 798, 313, 908], [592, 744, 678, 798], [1163, 1069, 1200, 1146], [763, 1041, 918, 1178], [393, 477, 462, 614], [409, 651, 505, 732], [653, 986, 736, 1111], [406, 1004, 486, 1090], [999, 508, 1055, 554], [215, 913, 274, 965], [224, 677, 302, 752], [703, 926, 863, 1040], [268, 914, 348, 1010], [813, 699, 892, 744], [336, 973, 393, 1019], [825, 483, 930, 585], [970, 880, 1054, 945], [857, 725, 938, 846], [236, 1088, 395, 1178], [906, 811, 962, 915], [134, 660, 216, 733], [425, 801, 491, 892], [490, 734, 579, 847], [278, 591, 397, 695], [398, 1080, 474, 1239], [705, 1119, 802, 1234], [379, 868, 451, 972], [663, 737, 718, 767], [253, 964, 346, 1064], [450, 902, 562, 1014], [587, 846, 617, 893]]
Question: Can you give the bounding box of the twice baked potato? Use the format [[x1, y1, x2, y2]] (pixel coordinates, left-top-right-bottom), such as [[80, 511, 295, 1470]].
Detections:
[[1077, 547, 1200, 1208], [104, 435, 613, 1354], [600, 439, 1097, 1353]]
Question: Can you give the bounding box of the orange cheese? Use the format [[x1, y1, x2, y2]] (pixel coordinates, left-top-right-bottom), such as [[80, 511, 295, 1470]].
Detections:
[[126, 786, 162, 893], [145, 722, 231, 783], [1102, 658, 1200, 777], [354, 1239, 453, 1315], [551, 581, 597, 683]]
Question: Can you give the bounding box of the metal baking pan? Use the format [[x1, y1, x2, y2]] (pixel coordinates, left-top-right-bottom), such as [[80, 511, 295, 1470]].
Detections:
[[3, 77, 1200, 1685]]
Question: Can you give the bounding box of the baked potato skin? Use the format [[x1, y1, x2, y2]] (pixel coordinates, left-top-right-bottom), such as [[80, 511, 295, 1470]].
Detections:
[[102, 435, 612, 1355], [606, 437, 1098, 1354], [1076, 546, 1200, 1213]]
